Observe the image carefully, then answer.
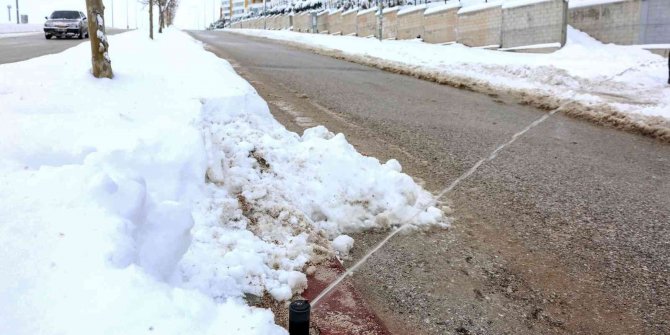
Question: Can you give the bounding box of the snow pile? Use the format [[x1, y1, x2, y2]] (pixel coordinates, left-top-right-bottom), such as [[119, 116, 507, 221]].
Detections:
[[332, 235, 355, 258], [231, 26, 670, 141], [0, 28, 443, 334]]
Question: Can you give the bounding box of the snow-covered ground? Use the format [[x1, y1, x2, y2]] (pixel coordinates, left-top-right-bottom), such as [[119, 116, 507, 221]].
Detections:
[[0, 29, 444, 334], [0, 23, 42, 37], [231, 27, 670, 140]]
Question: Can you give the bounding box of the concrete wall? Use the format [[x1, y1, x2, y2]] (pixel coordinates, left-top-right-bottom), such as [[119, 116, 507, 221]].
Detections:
[[316, 11, 329, 33], [341, 10, 358, 35], [568, 0, 670, 45], [329, 10, 343, 34], [380, 8, 399, 40], [232, 0, 580, 52], [357, 8, 377, 37], [457, 3, 503, 47], [270, 15, 280, 30], [569, 0, 642, 45], [640, 0, 670, 44], [295, 12, 311, 32], [284, 15, 292, 30], [397, 6, 426, 40], [423, 5, 460, 44]]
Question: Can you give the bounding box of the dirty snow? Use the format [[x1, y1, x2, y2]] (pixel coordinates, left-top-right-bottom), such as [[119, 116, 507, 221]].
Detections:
[[0, 28, 443, 333], [332, 235, 355, 258], [231, 26, 670, 125]]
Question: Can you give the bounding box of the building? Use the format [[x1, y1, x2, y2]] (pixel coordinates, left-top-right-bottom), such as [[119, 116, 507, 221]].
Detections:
[[221, 0, 231, 20], [223, 0, 270, 20]]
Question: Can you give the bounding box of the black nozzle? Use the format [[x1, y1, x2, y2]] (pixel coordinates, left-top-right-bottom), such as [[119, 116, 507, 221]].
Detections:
[[288, 300, 311, 335]]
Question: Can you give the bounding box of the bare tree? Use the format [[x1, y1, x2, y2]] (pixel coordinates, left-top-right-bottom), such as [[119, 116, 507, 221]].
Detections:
[[140, 0, 178, 37], [85, 0, 113, 78], [149, 0, 154, 39], [157, 0, 179, 33], [164, 0, 179, 27]]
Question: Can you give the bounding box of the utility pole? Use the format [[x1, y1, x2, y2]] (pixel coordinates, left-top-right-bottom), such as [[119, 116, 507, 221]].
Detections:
[[111, 0, 114, 27], [263, 0, 266, 29], [126, 0, 129, 29], [6, 5, 11, 22], [377, 0, 383, 41], [15, 0, 19, 24]]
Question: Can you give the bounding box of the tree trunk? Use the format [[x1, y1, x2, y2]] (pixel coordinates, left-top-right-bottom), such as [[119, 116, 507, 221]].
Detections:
[[158, 5, 164, 33], [149, 0, 154, 39], [85, 0, 113, 78]]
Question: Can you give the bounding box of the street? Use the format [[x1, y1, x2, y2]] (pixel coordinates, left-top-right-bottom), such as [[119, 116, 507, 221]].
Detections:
[[0, 29, 127, 65], [189, 30, 670, 335]]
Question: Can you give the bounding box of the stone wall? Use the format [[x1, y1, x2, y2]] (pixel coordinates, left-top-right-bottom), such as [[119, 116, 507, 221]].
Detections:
[[640, 0, 670, 44], [569, 0, 641, 45], [380, 8, 399, 40], [457, 3, 503, 47], [228, 1, 662, 55], [295, 12, 311, 32], [341, 9, 358, 35], [423, 4, 460, 44], [328, 10, 343, 34], [316, 11, 329, 33], [357, 8, 377, 37], [397, 6, 426, 40], [502, 0, 568, 48]]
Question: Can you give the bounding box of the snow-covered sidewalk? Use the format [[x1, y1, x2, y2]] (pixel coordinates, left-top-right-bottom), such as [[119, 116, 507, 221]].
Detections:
[[0, 23, 42, 38], [231, 27, 670, 141], [0, 29, 444, 334]]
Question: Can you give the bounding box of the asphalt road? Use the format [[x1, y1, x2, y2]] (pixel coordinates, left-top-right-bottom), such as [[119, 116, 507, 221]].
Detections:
[[190, 30, 670, 335], [0, 29, 127, 65]]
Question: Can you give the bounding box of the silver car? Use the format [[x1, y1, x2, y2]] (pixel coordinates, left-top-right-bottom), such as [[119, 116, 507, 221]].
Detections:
[[44, 10, 89, 40]]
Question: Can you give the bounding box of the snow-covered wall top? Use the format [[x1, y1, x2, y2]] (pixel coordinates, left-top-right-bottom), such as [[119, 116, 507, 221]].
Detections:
[[424, 3, 462, 16], [458, 1, 504, 15], [569, 0, 627, 9], [358, 7, 378, 16], [503, 0, 554, 10], [397, 4, 427, 16]]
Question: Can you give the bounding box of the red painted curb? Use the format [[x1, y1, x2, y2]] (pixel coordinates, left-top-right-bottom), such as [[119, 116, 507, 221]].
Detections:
[[303, 258, 391, 335]]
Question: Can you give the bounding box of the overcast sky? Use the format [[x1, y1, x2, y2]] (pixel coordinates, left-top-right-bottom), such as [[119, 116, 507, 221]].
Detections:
[[0, 0, 220, 29]]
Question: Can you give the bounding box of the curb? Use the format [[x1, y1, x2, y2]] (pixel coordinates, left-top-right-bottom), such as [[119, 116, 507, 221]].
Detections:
[[304, 258, 391, 335]]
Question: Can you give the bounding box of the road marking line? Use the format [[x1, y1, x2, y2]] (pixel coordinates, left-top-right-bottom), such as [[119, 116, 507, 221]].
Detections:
[[312, 65, 638, 308]]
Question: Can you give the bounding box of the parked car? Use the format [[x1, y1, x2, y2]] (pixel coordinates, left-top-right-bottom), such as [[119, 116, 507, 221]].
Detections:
[[44, 10, 89, 40]]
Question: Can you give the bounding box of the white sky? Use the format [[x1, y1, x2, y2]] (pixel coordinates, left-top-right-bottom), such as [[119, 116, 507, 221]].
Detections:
[[0, 0, 220, 29]]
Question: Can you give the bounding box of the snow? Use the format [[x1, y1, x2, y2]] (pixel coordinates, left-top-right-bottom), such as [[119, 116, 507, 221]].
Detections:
[[568, 0, 626, 9], [424, 3, 462, 16], [458, 1, 503, 14], [0, 28, 444, 333], [381, 6, 400, 14], [332, 235, 355, 258], [231, 26, 670, 125], [397, 4, 427, 16], [358, 7, 379, 16], [0, 23, 42, 35], [343, 7, 359, 16], [636, 44, 670, 50], [502, 0, 552, 9], [498, 42, 562, 51]]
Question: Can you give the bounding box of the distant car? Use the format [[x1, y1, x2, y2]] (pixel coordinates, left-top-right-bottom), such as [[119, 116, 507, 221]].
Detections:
[[44, 10, 89, 40]]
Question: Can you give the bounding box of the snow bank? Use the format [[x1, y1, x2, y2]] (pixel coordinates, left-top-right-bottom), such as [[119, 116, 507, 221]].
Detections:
[[231, 27, 670, 142], [0, 23, 42, 38], [0, 23, 42, 34], [0, 28, 444, 333]]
